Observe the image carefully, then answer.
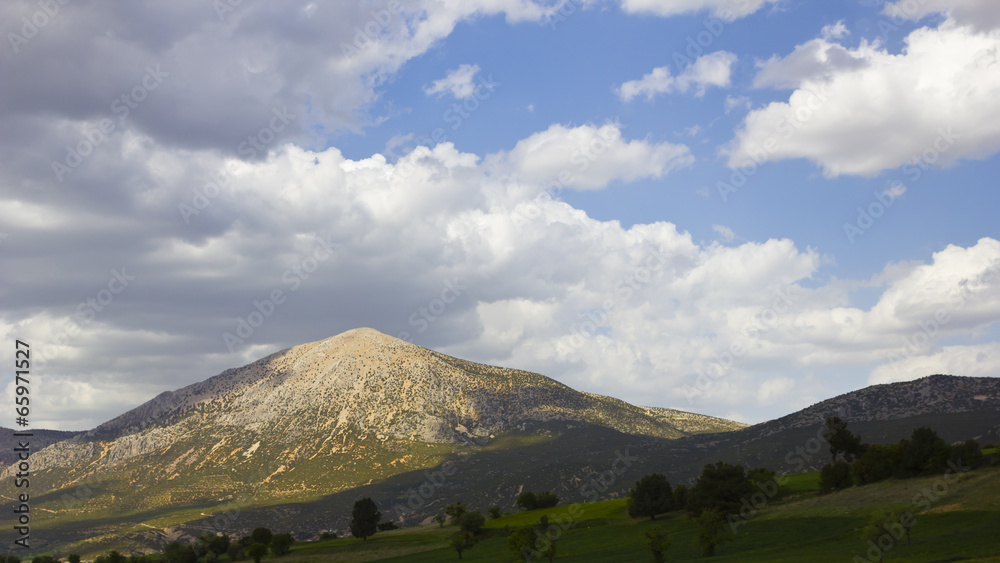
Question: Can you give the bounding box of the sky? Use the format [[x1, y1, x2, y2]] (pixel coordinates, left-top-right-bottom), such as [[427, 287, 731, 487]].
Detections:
[[2, 0, 999, 431]]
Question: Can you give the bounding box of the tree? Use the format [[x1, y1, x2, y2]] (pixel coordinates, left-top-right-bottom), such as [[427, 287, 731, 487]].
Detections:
[[516, 490, 557, 511], [251, 527, 273, 547], [163, 543, 197, 563], [201, 534, 230, 557], [227, 543, 245, 561], [686, 462, 752, 518], [350, 497, 382, 540], [644, 527, 672, 563], [445, 501, 467, 524], [536, 492, 559, 509], [746, 467, 776, 488], [897, 427, 950, 477], [516, 491, 538, 511], [270, 533, 294, 556], [488, 505, 503, 519], [819, 461, 853, 494], [450, 531, 477, 560], [949, 439, 983, 469], [246, 543, 267, 563], [694, 509, 733, 557], [434, 514, 447, 528], [538, 534, 557, 563], [825, 416, 864, 462], [672, 484, 689, 509], [507, 526, 540, 562], [107, 552, 127, 563], [457, 511, 486, 535], [68, 556, 81, 563], [628, 473, 674, 520], [377, 521, 398, 531], [852, 443, 899, 485]]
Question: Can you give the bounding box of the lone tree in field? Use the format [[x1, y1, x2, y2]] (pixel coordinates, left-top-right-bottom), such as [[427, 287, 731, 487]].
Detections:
[[507, 526, 540, 562], [450, 530, 477, 560], [457, 511, 486, 535], [350, 497, 382, 540], [435, 513, 447, 528], [445, 501, 467, 524], [246, 543, 267, 563], [686, 461, 752, 517], [250, 527, 273, 547], [628, 473, 674, 520], [644, 527, 672, 563], [694, 509, 733, 557], [270, 533, 295, 556]]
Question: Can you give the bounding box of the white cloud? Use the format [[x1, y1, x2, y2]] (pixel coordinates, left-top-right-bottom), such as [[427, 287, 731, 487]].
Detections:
[[618, 51, 737, 101], [869, 343, 1000, 385], [724, 95, 751, 114], [3, 116, 999, 427], [821, 21, 849, 40], [424, 64, 483, 99], [619, 0, 778, 21], [492, 123, 694, 190], [712, 225, 735, 242], [0, 0, 562, 153], [727, 18, 1000, 176], [753, 37, 869, 89], [883, 0, 1000, 33]]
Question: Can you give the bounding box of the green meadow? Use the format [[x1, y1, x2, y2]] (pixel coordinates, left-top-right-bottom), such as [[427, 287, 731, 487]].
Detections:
[[182, 466, 1000, 563]]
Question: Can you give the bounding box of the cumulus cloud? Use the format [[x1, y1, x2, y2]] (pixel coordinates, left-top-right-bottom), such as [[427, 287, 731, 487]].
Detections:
[[2, 0, 999, 432], [490, 123, 694, 190], [424, 64, 482, 99], [618, 51, 737, 101], [753, 37, 868, 89], [0, 0, 560, 154], [619, 0, 778, 21], [712, 225, 735, 242], [883, 0, 1000, 33], [2, 119, 999, 428], [726, 18, 1000, 176], [869, 343, 1000, 385]]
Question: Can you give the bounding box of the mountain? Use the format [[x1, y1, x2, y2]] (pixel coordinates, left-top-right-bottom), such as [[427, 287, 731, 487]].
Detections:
[[3, 330, 997, 558], [0, 328, 741, 554], [0, 428, 80, 466], [665, 373, 1000, 477]]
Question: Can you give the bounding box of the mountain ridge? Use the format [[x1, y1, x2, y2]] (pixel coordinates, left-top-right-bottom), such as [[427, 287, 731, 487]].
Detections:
[[3, 329, 998, 556]]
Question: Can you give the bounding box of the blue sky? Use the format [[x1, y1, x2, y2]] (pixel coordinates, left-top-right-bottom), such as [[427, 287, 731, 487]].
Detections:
[[2, 0, 999, 430]]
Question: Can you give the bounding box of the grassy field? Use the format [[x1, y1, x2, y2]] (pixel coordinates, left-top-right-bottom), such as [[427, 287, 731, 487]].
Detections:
[[161, 466, 1000, 563]]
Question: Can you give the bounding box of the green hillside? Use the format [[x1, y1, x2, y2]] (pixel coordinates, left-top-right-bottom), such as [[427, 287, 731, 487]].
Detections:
[[57, 465, 997, 562]]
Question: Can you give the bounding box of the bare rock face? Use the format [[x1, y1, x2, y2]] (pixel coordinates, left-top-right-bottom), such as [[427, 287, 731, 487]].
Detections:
[[5, 328, 743, 482]]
